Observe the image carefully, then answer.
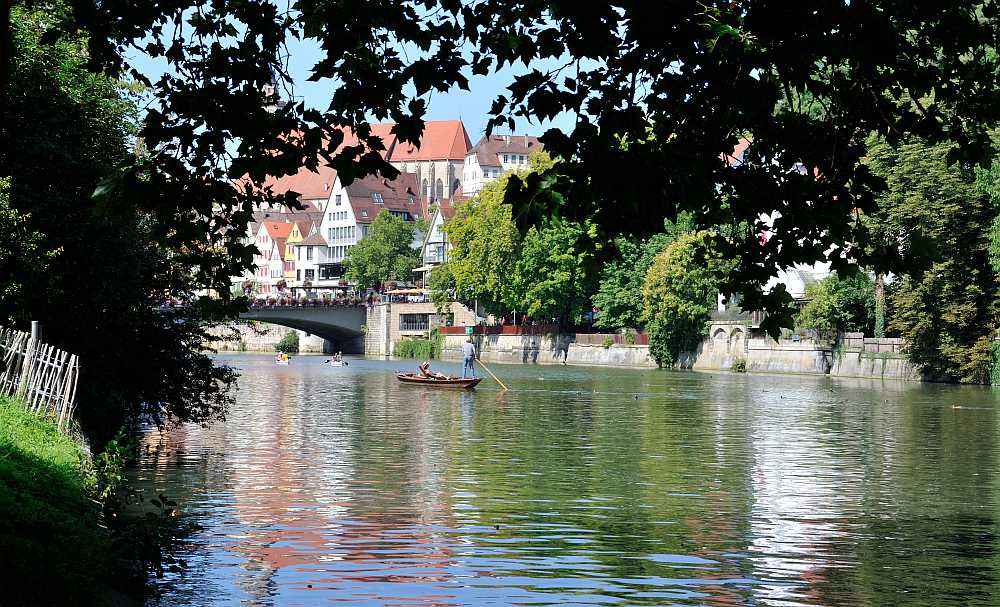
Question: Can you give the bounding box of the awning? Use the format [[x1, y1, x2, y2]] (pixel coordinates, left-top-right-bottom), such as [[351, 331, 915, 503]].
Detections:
[[411, 265, 435, 273]]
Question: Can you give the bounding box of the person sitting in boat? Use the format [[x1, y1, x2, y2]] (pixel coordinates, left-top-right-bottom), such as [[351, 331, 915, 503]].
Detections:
[[418, 361, 448, 380]]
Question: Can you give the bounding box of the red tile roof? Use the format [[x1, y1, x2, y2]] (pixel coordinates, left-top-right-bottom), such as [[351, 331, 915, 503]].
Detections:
[[722, 138, 751, 166], [298, 232, 328, 246], [386, 120, 471, 162], [253, 127, 397, 200], [345, 173, 420, 223], [262, 221, 292, 240]]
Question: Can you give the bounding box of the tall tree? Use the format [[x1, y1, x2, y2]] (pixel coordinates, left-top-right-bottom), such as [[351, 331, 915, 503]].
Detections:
[[864, 136, 1000, 383], [643, 231, 735, 367], [592, 215, 695, 331], [511, 218, 598, 325], [344, 210, 420, 289], [795, 271, 876, 334], [2, 4, 236, 446]]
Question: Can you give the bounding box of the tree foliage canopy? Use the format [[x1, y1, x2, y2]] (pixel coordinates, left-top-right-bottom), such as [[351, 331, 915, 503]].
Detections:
[[345, 210, 419, 289], [642, 232, 734, 367], [512, 218, 598, 323], [795, 272, 876, 334], [592, 215, 695, 331], [445, 175, 522, 315], [865, 136, 1000, 383], [9, 0, 999, 332], [428, 262, 455, 316], [446, 151, 595, 323]]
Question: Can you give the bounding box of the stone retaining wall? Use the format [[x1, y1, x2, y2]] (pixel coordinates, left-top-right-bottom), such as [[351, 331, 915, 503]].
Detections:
[[439, 333, 655, 367]]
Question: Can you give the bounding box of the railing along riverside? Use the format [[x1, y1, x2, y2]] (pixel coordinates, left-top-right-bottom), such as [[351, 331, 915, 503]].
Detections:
[[0, 326, 80, 432]]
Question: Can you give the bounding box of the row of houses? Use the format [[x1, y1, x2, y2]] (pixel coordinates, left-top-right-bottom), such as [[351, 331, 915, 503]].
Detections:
[[236, 115, 829, 306], [236, 120, 542, 296]]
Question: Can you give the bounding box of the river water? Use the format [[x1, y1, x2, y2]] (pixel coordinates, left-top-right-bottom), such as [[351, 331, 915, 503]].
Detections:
[[135, 354, 1000, 606]]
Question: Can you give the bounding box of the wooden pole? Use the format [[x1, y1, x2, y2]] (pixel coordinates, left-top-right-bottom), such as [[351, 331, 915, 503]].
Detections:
[[476, 357, 508, 391]]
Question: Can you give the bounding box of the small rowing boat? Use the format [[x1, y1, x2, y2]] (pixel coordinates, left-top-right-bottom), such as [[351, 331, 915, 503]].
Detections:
[[395, 373, 481, 389]]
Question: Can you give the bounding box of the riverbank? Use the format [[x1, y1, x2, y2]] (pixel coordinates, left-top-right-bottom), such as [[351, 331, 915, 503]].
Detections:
[[0, 397, 133, 605], [437, 330, 921, 381]]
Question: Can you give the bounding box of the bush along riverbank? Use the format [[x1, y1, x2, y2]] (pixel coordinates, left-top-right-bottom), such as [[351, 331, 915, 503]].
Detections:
[[0, 396, 187, 605]]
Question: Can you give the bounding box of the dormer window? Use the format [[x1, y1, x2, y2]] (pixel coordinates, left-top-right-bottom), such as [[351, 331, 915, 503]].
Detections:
[[372, 192, 384, 204], [408, 194, 414, 205], [361, 210, 368, 217]]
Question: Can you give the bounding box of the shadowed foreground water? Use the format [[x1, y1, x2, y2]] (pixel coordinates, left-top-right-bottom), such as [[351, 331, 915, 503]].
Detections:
[[135, 354, 1000, 606]]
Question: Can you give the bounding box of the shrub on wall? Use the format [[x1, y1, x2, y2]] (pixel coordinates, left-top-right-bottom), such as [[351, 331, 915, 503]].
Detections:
[[395, 338, 435, 359], [395, 328, 446, 359]]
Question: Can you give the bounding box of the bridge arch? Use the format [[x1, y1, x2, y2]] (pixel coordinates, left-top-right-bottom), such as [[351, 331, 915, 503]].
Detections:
[[240, 306, 367, 353]]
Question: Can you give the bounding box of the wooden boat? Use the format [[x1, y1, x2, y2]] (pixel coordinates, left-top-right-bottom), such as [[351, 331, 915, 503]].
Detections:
[[326, 360, 348, 367], [395, 372, 482, 389]]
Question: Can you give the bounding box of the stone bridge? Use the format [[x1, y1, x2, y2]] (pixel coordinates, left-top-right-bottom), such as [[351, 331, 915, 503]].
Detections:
[[240, 305, 368, 353]]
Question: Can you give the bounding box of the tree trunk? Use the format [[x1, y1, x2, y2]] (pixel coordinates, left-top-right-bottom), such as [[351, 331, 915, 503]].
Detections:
[[1, 0, 11, 140], [874, 272, 886, 338]]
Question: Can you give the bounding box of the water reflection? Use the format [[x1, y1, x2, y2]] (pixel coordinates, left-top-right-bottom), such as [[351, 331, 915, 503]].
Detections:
[[135, 355, 1000, 606]]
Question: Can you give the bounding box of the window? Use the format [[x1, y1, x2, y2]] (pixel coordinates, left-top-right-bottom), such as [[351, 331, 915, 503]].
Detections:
[[328, 228, 333, 241], [435, 179, 443, 201], [296, 269, 301, 281], [503, 154, 508, 163], [335, 194, 342, 206], [361, 210, 368, 217], [328, 246, 333, 257], [305, 269, 315, 281], [408, 194, 415, 205], [372, 192, 384, 204], [452, 179, 461, 195], [399, 314, 430, 331], [306, 247, 313, 261], [422, 178, 428, 200]]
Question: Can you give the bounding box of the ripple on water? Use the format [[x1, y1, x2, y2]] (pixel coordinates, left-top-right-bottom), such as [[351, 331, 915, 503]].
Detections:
[[134, 354, 1000, 606]]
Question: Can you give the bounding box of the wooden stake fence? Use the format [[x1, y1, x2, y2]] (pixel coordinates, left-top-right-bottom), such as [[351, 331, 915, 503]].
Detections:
[[0, 326, 80, 432]]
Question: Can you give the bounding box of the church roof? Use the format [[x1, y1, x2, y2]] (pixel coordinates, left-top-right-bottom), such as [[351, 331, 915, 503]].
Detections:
[[386, 120, 471, 162]]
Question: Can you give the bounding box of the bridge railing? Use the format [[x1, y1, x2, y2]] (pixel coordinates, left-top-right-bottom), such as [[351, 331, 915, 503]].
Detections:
[[249, 298, 368, 309]]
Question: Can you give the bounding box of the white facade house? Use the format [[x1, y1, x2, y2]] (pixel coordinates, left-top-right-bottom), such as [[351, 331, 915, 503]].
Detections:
[[292, 226, 329, 288], [462, 134, 542, 197], [421, 206, 452, 267]]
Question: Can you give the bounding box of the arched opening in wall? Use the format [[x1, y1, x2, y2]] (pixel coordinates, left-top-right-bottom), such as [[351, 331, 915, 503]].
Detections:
[[452, 179, 461, 196], [711, 328, 727, 346], [435, 178, 444, 201], [729, 327, 744, 352]]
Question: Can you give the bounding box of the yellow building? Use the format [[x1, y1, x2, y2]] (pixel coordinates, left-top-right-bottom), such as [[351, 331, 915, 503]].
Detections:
[[284, 220, 312, 284]]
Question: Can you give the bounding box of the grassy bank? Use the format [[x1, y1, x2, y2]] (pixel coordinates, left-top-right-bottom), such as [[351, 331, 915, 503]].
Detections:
[[0, 396, 127, 605]]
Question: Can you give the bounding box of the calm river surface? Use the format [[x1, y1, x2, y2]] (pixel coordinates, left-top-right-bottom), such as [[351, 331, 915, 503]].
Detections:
[[136, 354, 1000, 606]]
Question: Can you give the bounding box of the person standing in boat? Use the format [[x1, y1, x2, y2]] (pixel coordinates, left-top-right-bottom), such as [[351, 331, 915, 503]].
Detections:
[[462, 338, 477, 379]]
